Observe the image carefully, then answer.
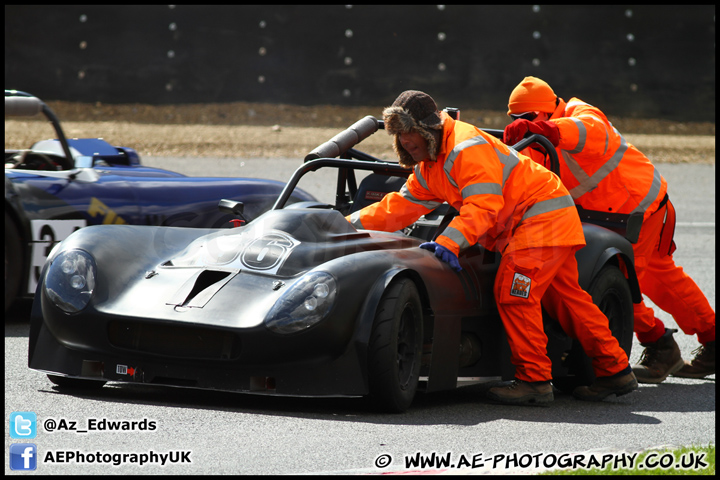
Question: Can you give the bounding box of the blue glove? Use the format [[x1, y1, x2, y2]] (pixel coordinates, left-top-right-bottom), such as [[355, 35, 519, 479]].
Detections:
[[419, 242, 462, 272]]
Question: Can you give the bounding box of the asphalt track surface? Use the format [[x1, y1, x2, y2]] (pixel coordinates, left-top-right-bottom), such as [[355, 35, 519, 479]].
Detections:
[[5, 161, 714, 475]]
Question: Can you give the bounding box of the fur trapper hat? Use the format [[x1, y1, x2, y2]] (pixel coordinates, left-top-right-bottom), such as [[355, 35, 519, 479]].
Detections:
[[383, 90, 444, 167]]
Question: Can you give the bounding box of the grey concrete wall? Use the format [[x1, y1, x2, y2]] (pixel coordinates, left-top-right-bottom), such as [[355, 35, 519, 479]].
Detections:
[[5, 5, 715, 121]]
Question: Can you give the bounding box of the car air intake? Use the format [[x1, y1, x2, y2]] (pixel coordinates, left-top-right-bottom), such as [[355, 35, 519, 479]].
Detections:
[[108, 321, 241, 360], [167, 269, 236, 308]]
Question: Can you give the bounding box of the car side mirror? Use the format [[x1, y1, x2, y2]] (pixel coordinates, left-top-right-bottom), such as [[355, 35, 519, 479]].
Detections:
[[218, 199, 248, 226]]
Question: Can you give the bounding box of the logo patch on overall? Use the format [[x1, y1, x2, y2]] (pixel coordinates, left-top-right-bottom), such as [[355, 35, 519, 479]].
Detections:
[[510, 272, 531, 298], [364, 190, 387, 201]]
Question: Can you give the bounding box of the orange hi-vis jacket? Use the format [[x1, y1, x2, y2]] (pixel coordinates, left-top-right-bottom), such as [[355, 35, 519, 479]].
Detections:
[[531, 97, 668, 221], [348, 115, 585, 256]]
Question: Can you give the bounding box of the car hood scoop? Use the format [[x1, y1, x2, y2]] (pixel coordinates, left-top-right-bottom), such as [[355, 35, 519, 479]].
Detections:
[[162, 208, 398, 277], [166, 269, 238, 308]]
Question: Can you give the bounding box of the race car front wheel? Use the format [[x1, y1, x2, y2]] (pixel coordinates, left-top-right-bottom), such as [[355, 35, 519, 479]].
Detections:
[[367, 278, 423, 413]]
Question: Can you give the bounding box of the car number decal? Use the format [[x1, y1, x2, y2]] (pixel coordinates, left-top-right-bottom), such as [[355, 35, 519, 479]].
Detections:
[[240, 232, 299, 274], [28, 219, 87, 294]]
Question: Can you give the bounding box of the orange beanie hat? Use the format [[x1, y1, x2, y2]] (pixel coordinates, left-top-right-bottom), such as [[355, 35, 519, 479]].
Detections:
[[507, 76, 557, 115]]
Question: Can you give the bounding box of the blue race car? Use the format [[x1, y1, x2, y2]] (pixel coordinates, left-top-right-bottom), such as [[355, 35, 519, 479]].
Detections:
[[5, 90, 315, 311]]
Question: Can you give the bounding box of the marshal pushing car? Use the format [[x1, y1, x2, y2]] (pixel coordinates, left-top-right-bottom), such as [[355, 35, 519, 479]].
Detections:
[[28, 113, 641, 412], [5, 90, 315, 311]]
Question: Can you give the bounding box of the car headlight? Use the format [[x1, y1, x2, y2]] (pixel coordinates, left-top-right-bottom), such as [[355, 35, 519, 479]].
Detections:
[[264, 271, 337, 334], [44, 249, 96, 313]]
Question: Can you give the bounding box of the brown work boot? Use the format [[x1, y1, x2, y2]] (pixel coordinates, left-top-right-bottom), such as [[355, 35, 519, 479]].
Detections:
[[632, 328, 685, 383], [573, 370, 638, 401], [486, 379, 553, 406], [673, 341, 715, 378]]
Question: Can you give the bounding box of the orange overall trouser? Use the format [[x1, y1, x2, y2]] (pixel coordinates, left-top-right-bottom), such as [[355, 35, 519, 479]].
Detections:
[[632, 202, 716, 344], [494, 246, 629, 383]]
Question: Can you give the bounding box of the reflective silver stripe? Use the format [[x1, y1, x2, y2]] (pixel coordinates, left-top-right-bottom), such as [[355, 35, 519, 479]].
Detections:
[[494, 147, 520, 187], [456, 143, 518, 201], [567, 129, 629, 199], [441, 226, 471, 250], [439, 135, 511, 252], [520, 194, 575, 223], [399, 183, 443, 210], [561, 150, 591, 198], [461, 182, 502, 199], [563, 126, 659, 216], [444, 136, 489, 188], [632, 166, 663, 215], [414, 164, 429, 190], [567, 118, 586, 154], [603, 124, 609, 155], [577, 114, 609, 155], [349, 210, 364, 229]]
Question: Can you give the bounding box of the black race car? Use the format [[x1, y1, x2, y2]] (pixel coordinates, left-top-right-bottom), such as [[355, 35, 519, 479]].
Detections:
[[28, 113, 641, 412]]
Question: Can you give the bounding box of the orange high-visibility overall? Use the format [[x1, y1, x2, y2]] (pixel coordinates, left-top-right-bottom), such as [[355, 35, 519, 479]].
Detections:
[[526, 97, 715, 344], [348, 115, 630, 382]]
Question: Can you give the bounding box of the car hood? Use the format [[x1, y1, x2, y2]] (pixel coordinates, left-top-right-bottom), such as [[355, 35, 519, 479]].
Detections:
[[162, 207, 418, 277], [91, 208, 420, 329]]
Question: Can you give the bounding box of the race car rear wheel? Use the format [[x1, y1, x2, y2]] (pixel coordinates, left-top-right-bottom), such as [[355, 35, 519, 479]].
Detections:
[[367, 278, 423, 413], [589, 265, 634, 356], [553, 264, 634, 392]]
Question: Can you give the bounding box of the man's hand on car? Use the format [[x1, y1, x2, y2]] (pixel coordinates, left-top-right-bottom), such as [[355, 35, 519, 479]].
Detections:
[[419, 242, 462, 272]]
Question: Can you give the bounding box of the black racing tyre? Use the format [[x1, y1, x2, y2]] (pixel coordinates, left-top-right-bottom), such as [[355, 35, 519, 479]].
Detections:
[[588, 265, 634, 357], [367, 278, 423, 413], [553, 265, 634, 392], [47, 374, 106, 390], [5, 211, 23, 313]]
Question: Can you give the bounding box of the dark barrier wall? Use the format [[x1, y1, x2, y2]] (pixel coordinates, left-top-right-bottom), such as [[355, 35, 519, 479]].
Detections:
[[5, 5, 715, 121]]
